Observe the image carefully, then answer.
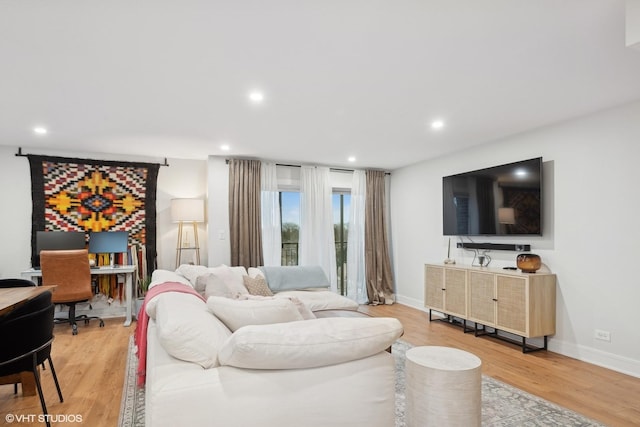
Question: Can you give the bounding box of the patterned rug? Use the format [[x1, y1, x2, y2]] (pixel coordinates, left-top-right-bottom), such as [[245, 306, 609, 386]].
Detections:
[[392, 340, 604, 427], [118, 338, 605, 427], [118, 336, 145, 427]]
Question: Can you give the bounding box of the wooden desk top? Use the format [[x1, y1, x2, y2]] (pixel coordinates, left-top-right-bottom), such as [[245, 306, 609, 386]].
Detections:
[[0, 286, 56, 317]]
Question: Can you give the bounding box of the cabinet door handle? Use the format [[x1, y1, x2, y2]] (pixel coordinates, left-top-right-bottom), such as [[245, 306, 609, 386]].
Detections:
[[492, 298, 498, 302], [442, 288, 446, 291]]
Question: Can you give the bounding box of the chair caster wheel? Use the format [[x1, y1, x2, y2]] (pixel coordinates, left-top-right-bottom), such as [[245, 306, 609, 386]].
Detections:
[[85, 319, 90, 325], [72, 325, 78, 335], [99, 320, 105, 327]]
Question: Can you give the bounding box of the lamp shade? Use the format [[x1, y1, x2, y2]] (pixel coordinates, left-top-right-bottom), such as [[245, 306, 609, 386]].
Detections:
[[171, 198, 205, 223], [498, 207, 516, 225]]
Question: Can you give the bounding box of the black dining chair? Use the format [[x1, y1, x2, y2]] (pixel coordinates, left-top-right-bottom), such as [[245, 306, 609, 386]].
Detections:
[[0, 278, 42, 393], [0, 290, 63, 427], [0, 278, 37, 288]]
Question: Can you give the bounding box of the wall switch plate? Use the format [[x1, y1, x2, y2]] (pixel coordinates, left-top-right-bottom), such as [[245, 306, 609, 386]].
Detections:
[[594, 329, 611, 342]]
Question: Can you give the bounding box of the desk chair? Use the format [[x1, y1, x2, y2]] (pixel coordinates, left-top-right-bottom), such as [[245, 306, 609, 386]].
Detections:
[[40, 249, 105, 335], [0, 291, 63, 427]]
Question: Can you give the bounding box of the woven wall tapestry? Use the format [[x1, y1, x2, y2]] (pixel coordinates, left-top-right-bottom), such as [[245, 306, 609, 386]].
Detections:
[[27, 155, 160, 275]]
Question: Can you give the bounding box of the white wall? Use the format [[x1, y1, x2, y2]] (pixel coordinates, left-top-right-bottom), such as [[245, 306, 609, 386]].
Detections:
[[390, 100, 640, 378], [0, 146, 207, 278]]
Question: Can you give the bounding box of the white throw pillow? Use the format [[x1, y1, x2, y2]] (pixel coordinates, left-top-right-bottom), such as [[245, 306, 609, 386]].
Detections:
[[155, 293, 232, 368], [247, 267, 264, 279], [176, 264, 249, 294], [218, 317, 403, 369], [175, 264, 210, 286], [202, 273, 240, 299], [207, 296, 303, 332], [207, 265, 248, 297]]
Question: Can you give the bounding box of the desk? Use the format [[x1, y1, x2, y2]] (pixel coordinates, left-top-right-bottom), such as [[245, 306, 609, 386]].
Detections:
[[21, 265, 136, 327]]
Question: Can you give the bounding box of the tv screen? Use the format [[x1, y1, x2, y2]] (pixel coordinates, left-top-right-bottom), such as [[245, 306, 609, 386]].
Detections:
[[442, 157, 542, 236]]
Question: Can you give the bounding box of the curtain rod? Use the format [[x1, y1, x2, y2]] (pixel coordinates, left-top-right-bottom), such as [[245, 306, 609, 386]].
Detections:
[[225, 158, 390, 175], [15, 147, 170, 166]]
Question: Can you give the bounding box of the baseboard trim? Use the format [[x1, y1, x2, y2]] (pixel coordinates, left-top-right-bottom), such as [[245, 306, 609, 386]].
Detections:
[[394, 294, 640, 379], [548, 339, 640, 379]]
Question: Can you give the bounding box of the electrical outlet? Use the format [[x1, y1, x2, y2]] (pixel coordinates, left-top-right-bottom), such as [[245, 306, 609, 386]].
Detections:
[[594, 329, 611, 342]]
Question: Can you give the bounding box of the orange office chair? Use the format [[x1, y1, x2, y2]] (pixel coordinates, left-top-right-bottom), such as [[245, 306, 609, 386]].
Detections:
[[40, 249, 105, 335]]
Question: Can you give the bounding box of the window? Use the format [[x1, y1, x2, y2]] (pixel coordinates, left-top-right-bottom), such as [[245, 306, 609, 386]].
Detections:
[[278, 191, 351, 294], [280, 192, 300, 266], [333, 192, 350, 295]]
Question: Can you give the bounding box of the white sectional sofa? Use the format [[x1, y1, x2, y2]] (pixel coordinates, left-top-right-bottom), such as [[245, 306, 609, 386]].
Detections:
[[166, 264, 360, 312], [141, 267, 403, 427]]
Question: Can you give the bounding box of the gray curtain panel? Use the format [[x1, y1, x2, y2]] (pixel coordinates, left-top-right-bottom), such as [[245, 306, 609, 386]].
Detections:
[[364, 170, 395, 305], [228, 159, 263, 267]]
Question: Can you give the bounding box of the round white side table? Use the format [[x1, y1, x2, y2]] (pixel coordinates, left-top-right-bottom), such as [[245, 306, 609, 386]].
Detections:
[[405, 346, 482, 427]]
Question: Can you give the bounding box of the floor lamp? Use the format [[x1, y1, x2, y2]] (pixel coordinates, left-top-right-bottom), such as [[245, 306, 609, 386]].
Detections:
[[171, 198, 205, 268]]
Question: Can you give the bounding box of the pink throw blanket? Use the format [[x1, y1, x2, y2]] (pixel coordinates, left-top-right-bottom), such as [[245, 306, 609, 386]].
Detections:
[[134, 281, 206, 387]]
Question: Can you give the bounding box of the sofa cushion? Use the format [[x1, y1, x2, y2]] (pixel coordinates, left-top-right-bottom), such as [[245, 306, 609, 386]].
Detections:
[[274, 290, 359, 312], [149, 269, 193, 290], [242, 275, 273, 296], [155, 293, 231, 368], [206, 296, 303, 332], [145, 274, 197, 319], [218, 317, 403, 369], [238, 294, 316, 320]]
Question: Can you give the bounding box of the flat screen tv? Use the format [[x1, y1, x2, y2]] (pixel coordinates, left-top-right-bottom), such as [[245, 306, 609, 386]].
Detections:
[[443, 157, 542, 236]]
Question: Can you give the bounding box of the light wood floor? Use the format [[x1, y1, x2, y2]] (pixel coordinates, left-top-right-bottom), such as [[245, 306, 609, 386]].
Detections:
[[1, 304, 639, 426], [360, 303, 640, 427], [0, 318, 130, 427]]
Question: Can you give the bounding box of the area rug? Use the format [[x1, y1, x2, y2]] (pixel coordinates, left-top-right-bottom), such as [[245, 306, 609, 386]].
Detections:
[[392, 340, 604, 427], [118, 337, 605, 427]]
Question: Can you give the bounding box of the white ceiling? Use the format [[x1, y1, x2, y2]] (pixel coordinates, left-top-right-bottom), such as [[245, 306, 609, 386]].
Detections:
[[2, 1, 640, 170]]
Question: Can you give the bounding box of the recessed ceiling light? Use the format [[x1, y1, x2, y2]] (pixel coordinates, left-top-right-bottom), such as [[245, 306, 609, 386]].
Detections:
[[515, 168, 527, 177], [430, 120, 445, 130], [348, 156, 356, 163], [248, 91, 265, 104], [33, 126, 48, 135], [220, 144, 230, 151]]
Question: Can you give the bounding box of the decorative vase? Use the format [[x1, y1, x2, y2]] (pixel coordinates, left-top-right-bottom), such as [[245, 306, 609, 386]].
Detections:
[[516, 253, 541, 273]]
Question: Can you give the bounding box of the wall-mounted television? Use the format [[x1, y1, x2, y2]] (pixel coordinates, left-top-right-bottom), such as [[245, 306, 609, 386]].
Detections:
[[443, 157, 542, 236]]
